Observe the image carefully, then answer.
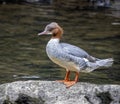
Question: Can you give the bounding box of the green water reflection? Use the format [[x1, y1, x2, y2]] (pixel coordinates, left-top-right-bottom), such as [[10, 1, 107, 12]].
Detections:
[[0, 4, 120, 84]]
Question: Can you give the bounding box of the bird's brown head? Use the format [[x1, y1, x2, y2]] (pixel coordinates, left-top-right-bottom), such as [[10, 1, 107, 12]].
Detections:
[[38, 22, 63, 39]]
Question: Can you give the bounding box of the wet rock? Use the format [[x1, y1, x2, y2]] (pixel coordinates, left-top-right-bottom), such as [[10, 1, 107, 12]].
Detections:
[[15, 93, 44, 104], [96, 92, 112, 104], [3, 93, 44, 104], [0, 81, 120, 104]]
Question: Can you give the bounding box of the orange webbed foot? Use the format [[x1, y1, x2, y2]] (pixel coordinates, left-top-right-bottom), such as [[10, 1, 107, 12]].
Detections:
[[56, 79, 70, 83], [64, 81, 77, 88], [56, 71, 79, 88]]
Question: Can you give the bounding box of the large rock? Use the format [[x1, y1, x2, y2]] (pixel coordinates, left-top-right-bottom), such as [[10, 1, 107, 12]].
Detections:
[[0, 81, 120, 104]]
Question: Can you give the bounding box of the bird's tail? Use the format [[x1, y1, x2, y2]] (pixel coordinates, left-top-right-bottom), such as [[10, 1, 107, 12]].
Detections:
[[85, 58, 114, 72], [96, 58, 114, 67]]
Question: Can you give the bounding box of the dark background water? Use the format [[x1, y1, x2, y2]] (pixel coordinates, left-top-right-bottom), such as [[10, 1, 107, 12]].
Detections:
[[0, 4, 120, 84]]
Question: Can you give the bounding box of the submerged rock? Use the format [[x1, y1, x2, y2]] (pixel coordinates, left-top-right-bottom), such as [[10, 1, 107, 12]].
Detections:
[[0, 81, 120, 104]]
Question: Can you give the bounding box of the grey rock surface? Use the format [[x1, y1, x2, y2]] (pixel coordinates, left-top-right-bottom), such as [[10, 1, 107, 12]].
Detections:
[[0, 81, 120, 104]]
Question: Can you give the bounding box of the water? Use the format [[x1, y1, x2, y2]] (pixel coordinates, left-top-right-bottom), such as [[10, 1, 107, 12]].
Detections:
[[0, 4, 120, 84]]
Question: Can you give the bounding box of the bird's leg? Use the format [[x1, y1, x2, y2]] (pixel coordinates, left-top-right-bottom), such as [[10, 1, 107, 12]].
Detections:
[[56, 71, 70, 82], [64, 70, 70, 81], [64, 72, 79, 88]]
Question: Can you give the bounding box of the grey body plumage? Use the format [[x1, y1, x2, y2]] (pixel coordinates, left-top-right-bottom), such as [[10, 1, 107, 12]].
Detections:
[[46, 38, 113, 73]]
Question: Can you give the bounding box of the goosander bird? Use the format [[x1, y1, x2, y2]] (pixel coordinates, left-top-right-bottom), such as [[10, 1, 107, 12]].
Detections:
[[38, 22, 113, 88]]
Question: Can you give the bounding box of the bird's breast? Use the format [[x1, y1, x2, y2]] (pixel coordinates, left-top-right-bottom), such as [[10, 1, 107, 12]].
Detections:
[[46, 40, 79, 71], [46, 39, 60, 59]]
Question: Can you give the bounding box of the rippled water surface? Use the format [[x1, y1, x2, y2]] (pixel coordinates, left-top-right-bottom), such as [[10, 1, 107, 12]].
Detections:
[[0, 4, 120, 84]]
